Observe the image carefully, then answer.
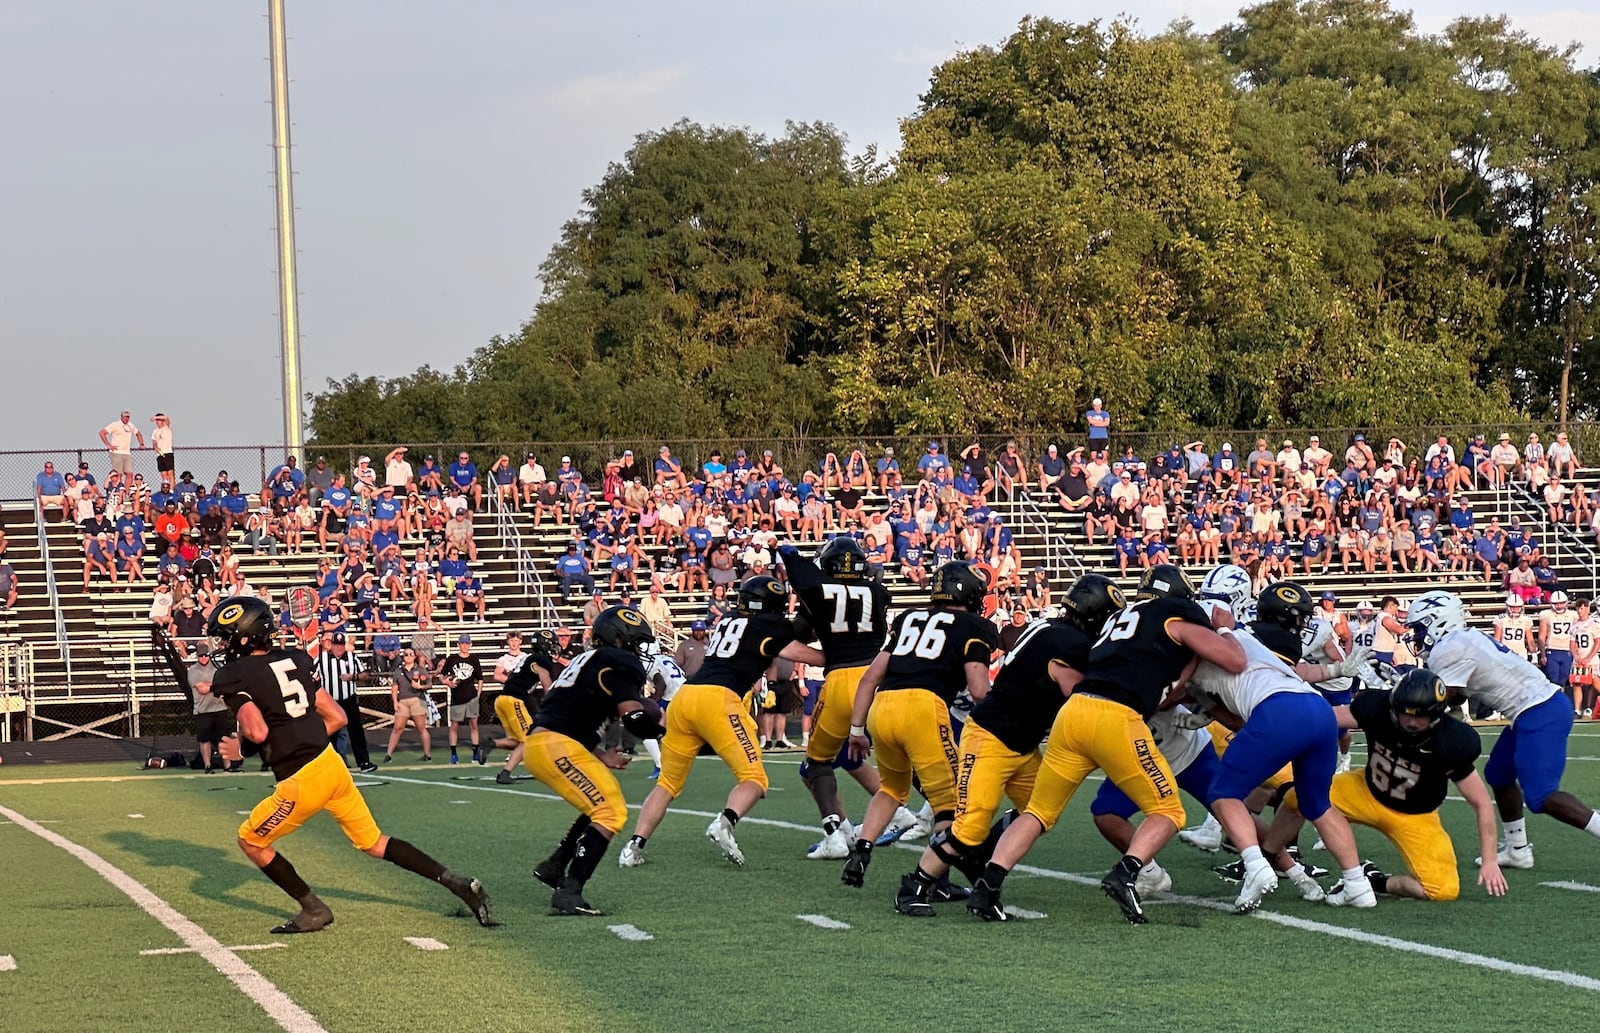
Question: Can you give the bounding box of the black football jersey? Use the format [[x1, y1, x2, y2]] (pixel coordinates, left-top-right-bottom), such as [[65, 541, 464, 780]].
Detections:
[[783, 548, 890, 672], [438, 653, 484, 706], [877, 607, 1000, 705], [501, 653, 558, 706], [970, 620, 1091, 754], [1079, 596, 1214, 718], [215, 649, 329, 781], [691, 613, 799, 693], [1351, 690, 1482, 814], [534, 646, 648, 750]]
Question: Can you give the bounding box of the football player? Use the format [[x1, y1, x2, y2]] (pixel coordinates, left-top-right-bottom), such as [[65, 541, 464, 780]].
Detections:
[[841, 561, 1000, 895], [1302, 603, 1357, 773], [1540, 591, 1576, 688], [1571, 599, 1598, 717], [1266, 669, 1508, 901], [638, 650, 687, 777], [1406, 590, 1600, 869], [894, 574, 1122, 918], [1185, 582, 1377, 912], [210, 597, 494, 933], [1494, 595, 1535, 661], [620, 575, 824, 866], [971, 564, 1248, 925], [780, 539, 916, 860], [488, 630, 559, 784], [1350, 600, 1378, 652], [526, 607, 660, 915]]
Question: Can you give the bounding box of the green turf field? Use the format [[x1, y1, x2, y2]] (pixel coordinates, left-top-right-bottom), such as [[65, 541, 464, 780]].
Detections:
[[4, 727, 1600, 1033]]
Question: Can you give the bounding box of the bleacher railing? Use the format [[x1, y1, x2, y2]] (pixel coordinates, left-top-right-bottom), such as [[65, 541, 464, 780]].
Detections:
[[0, 642, 31, 743], [33, 497, 72, 684], [1503, 477, 1600, 600], [1014, 489, 1085, 580], [488, 492, 559, 628]]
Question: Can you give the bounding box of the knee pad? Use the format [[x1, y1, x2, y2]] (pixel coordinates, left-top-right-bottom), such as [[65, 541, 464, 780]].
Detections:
[[799, 758, 837, 788], [930, 829, 983, 882], [932, 809, 956, 826]]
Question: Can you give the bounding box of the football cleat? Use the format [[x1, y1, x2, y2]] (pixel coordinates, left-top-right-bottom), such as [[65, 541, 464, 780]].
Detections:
[[358, 762, 379, 773], [966, 878, 1010, 922], [875, 806, 924, 846], [1233, 862, 1277, 914], [894, 875, 936, 918], [1325, 876, 1377, 908], [902, 805, 933, 842], [1285, 844, 1329, 879], [1335, 751, 1352, 774], [1100, 868, 1148, 925], [270, 897, 334, 935], [929, 875, 971, 902], [550, 879, 602, 916], [1179, 814, 1224, 852], [1211, 859, 1245, 883], [1134, 862, 1172, 897], [1288, 869, 1326, 902], [648, 766, 660, 779], [1477, 842, 1534, 870], [841, 843, 871, 887], [617, 840, 646, 869], [444, 874, 497, 927], [807, 826, 853, 861], [533, 854, 566, 887], [706, 815, 745, 865]]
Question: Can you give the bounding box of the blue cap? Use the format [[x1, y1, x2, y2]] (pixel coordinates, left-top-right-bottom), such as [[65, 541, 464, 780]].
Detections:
[[1320, 591, 1337, 603], [691, 620, 707, 631]]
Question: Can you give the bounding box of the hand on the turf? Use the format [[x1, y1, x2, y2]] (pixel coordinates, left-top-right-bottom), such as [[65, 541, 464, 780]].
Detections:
[[1479, 861, 1508, 897], [597, 748, 631, 770], [847, 733, 872, 763], [219, 734, 243, 763]]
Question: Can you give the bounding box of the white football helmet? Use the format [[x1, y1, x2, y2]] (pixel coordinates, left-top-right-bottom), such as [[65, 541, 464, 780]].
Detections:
[[1551, 590, 1569, 611], [1505, 594, 1523, 615], [1406, 590, 1467, 658], [1199, 563, 1254, 621], [1355, 599, 1375, 619]]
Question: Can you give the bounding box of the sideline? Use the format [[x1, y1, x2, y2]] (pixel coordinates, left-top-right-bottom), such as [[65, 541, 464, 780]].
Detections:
[[0, 802, 329, 1033]]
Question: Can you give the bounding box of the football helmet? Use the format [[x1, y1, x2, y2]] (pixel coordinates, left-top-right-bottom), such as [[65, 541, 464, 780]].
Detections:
[[1135, 563, 1194, 601], [1255, 581, 1316, 636], [817, 537, 869, 581], [1355, 599, 1375, 619], [1504, 594, 1523, 616], [930, 561, 989, 611], [528, 629, 559, 657], [1405, 590, 1467, 659], [1551, 590, 1570, 611], [1198, 564, 1254, 621], [737, 575, 790, 616], [591, 606, 656, 656], [1059, 574, 1125, 636], [206, 596, 276, 661], [1390, 669, 1450, 741]]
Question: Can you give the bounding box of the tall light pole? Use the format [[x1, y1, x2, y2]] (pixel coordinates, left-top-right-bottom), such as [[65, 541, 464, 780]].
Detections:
[[268, 0, 304, 455]]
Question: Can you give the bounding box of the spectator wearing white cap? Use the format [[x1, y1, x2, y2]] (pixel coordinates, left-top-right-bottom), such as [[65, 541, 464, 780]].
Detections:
[[876, 446, 900, 492], [99, 409, 145, 478], [517, 451, 546, 506], [1302, 435, 1331, 477], [1523, 432, 1545, 481], [243, 505, 281, 556], [383, 447, 413, 490], [653, 445, 685, 489], [1037, 443, 1065, 494], [1489, 432, 1518, 485], [1550, 430, 1578, 481], [352, 453, 378, 503], [1084, 396, 1110, 452], [1212, 441, 1240, 487], [1275, 438, 1302, 484]]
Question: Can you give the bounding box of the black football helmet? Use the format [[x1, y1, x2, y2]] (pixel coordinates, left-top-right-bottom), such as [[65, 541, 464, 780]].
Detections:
[[1135, 563, 1193, 601], [207, 596, 276, 661], [1254, 581, 1316, 636], [817, 537, 869, 581], [528, 629, 559, 657], [590, 606, 656, 656], [738, 575, 790, 616], [930, 561, 989, 611], [1059, 574, 1125, 635], [1390, 668, 1450, 740]]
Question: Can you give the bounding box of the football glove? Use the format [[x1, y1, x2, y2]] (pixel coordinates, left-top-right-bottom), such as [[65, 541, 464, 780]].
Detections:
[[1327, 645, 1376, 680]]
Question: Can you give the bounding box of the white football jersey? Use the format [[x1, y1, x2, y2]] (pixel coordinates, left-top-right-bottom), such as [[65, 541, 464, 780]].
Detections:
[[1300, 617, 1352, 694], [1190, 631, 1320, 723], [1145, 706, 1210, 775], [1573, 617, 1600, 665], [1351, 618, 1377, 651], [1543, 610, 1576, 652], [1494, 615, 1534, 658], [1426, 629, 1561, 721], [647, 654, 686, 702]]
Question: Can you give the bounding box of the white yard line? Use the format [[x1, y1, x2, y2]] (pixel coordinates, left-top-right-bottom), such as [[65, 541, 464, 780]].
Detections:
[[0, 803, 329, 1033], [403, 937, 449, 951], [1540, 881, 1600, 895], [140, 943, 285, 957], [0, 955, 15, 972], [796, 913, 851, 930], [377, 773, 1600, 993], [607, 924, 654, 942]]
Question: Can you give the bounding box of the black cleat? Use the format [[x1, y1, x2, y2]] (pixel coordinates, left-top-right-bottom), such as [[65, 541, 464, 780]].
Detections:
[[966, 878, 1009, 922], [1361, 860, 1389, 887], [1211, 859, 1246, 883], [929, 875, 971, 902], [550, 879, 603, 916], [895, 874, 936, 918], [444, 874, 497, 927], [841, 844, 871, 888], [532, 856, 565, 889], [270, 897, 334, 935], [1101, 868, 1148, 925], [1285, 843, 1329, 879], [495, 769, 514, 785], [358, 762, 379, 773]]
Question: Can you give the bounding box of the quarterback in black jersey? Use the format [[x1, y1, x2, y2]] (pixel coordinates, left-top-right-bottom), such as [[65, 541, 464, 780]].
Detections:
[[1270, 669, 1508, 900], [841, 561, 999, 893], [973, 565, 1247, 924], [525, 607, 658, 916], [211, 598, 494, 933], [780, 540, 899, 852], [895, 574, 1123, 917], [622, 576, 826, 867]]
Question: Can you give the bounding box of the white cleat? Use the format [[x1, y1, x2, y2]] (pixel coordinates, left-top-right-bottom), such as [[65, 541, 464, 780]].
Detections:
[[1312, 838, 1326, 851], [807, 826, 853, 860], [1288, 870, 1326, 902], [1233, 862, 1278, 914], [1335, 751, 1352, 774], [1133, 862, 1172, 897], [1325, 876, 1378, 908], [1477, 842, 1534, 870], [1179, 814, 1224, 852], [617, 840, 646, 868], [901, 803, 933, 842], [706, 815, 746, 865]]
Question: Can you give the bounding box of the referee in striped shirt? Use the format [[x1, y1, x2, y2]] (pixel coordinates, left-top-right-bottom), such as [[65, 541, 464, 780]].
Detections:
[[320, 632, 378, 772]]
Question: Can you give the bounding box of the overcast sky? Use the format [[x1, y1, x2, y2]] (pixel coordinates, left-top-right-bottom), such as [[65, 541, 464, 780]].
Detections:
[[4, 0, 1597, 452]]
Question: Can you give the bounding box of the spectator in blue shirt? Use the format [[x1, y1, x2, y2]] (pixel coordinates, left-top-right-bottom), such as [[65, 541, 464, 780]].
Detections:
[[554, 543, 594, 600], [1114, 529, 1141, 576], [1084, 396, 1110, 452], [702, 449, 730, 489], [416, 455, 443, 493], [654, 446, 686, 490], [876, 447, 900, 492], [1037, 444, 1066, 495], [917, 441, 951, 478], [448, 451, 482, 510], [1449, 498, 1475, 531], [36, 462, 68, 522], [1212, 442, 1239, 487]]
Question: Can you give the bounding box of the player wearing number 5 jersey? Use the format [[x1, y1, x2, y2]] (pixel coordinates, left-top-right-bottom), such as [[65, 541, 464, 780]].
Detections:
[[1541, 592, 1576, 688], [209, 597, 494, 934], [1271, 670, 1507, 901], [841, 561, 999, 894], [973, 564, 1248, 925], [780, 540, 901, 859], [622, 576, 824, 866]]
